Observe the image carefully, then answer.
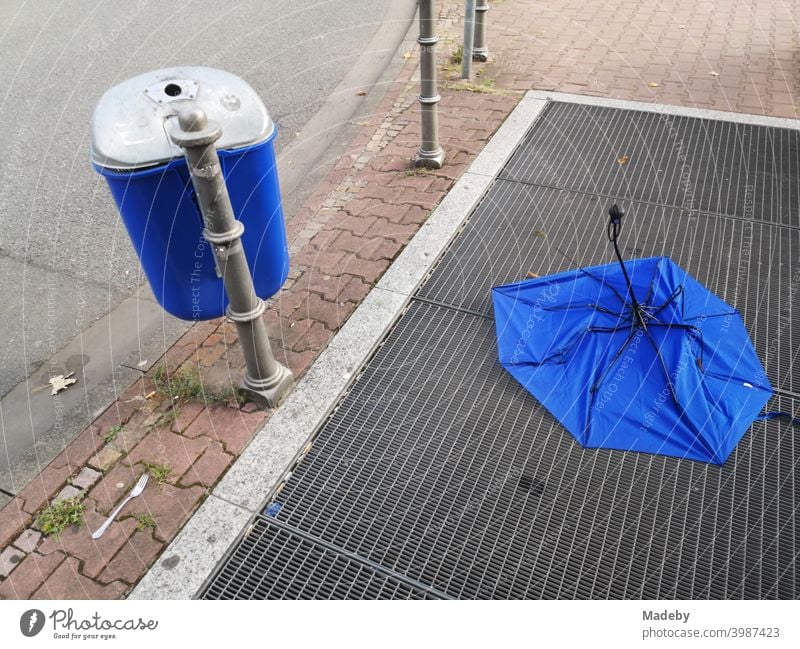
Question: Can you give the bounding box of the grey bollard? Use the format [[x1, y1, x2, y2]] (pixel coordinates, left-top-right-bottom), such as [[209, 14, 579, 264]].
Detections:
[[462, 0, 476, 79], [170, 107, 293, 408], [414, 0, 445, 169], [473, 1, 489, 61]]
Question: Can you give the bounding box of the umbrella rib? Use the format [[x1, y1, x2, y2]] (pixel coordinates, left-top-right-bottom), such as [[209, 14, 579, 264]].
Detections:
[[645, 285, 684, 319], [577, 268, 630, 308], [551, 243, 629, 307], [543, 302, 629, 319], [589, 329, 639, 394]]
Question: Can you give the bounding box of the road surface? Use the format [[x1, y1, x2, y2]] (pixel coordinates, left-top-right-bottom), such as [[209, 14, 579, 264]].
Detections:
[[0, 0, 417, 497]]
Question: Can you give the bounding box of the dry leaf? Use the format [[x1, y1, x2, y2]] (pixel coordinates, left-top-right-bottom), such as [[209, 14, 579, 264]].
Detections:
[[403, 51, 412, 60], [534, 230, 546, 238], [617, 154, 630, 165], [49, 372, 77, 396], [710, 71, 719, 76], [647, 82, 659, 88], [356, 90, 367, 96]]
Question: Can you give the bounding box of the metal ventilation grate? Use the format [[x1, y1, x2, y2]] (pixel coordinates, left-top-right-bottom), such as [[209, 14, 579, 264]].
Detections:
[[501, 101, 800, 226], [261, 302, 799, 599], [203, 100, 800, 599], [203, 516, 443, 599]]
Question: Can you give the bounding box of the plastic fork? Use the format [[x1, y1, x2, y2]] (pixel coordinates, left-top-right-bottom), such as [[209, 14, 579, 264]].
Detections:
[[91, 473, 149, 539]]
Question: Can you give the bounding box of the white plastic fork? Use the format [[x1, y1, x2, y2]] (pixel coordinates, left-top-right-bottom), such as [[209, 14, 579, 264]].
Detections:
[[91, 473, 149, 539]]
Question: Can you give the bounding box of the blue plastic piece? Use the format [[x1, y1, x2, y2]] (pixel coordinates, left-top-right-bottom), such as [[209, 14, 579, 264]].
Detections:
[[265, 502, 283, 518], [95, 131, 288, 321], [492, 257, 773, 465]]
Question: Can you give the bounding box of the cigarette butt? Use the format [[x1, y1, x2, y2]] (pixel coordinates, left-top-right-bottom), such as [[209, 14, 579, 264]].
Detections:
[[527, 272, 539, 279]]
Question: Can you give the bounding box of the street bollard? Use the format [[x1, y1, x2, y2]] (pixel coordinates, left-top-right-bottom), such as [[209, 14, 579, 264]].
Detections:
[[414, 0, 445, 169], [473, 1, 489, 61], [461, 0, 476, 79], [170, 107, 293, 407]]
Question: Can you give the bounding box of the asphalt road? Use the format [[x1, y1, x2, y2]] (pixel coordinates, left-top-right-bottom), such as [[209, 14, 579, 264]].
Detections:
[[0, 0, 417, 496]]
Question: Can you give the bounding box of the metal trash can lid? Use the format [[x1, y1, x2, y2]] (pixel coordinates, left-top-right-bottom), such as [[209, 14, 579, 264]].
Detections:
[[90, 66, 274, 171]]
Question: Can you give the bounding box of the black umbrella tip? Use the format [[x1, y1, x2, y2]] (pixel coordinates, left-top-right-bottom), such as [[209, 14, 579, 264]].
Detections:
[[609, 204, 625, 222]]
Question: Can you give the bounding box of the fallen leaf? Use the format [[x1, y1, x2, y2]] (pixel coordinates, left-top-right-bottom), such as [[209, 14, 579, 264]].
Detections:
[[403, 51, 412, 60], [534, 230, 546, 238], [617, 154, 630, 165], [648, 82, 659, 88], [49, 372, 77, 396], [356, 90, 367, 96], [710, 71, 719, 76]]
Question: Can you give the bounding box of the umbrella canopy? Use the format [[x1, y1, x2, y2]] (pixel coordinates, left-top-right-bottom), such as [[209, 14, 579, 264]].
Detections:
[[492, 253, 773, 465]]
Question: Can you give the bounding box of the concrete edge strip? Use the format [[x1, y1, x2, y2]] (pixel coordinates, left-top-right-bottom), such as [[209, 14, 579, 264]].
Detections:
[[526, 90, 800, 130], [129, 90, 549, 600]]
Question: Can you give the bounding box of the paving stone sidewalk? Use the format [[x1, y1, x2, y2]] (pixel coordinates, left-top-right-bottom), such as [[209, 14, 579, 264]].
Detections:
[[1, 0, 797, 599]]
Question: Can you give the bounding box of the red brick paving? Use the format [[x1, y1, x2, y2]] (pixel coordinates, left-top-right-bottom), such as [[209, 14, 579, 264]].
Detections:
[[1, 0, 797, 599]]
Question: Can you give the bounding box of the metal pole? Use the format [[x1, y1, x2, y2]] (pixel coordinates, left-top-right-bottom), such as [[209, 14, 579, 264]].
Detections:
[[473, 1, 489, 61], [414, 0, 445, 169], [461, 0, 475, 79], [171, 107, 293, 407]]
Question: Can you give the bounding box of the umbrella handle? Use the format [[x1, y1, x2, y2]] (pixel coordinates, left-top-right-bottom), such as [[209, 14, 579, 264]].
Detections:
[[606, 203, 646, 327], [607, 204, 624, 241]]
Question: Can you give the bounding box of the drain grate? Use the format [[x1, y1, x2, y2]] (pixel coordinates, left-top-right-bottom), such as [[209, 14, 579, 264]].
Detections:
[[501, 101, 800, 226], [203, 516, 441, 599], [256, 302, 799, 599], [203, 100, 800, 599], [418, 182, 799, 395]]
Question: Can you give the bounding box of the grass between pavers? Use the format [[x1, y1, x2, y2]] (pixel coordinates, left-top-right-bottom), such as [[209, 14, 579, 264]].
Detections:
[[152, 363, 248, 406], [141, 462, 172, 488], [103, 424, 124, 444], [35, 497, 85, 539], [153, 364, 203, 402], [133, 512, 156, 532]]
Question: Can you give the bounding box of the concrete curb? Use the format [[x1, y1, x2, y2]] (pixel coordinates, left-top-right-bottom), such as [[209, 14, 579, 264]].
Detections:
[[129, 91, 549, 600], [527, 91, 800, 131]]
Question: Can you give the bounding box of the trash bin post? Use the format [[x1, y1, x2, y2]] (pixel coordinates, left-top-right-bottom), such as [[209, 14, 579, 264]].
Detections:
[[473, 1, 489, 61], [461, 0, 476, 79], [171, 107, 293, 407], [414, 0, 445, 169]]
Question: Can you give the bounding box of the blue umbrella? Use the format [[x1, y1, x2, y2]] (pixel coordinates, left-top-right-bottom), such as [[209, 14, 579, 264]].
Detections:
[[492, 205, 774, 465]]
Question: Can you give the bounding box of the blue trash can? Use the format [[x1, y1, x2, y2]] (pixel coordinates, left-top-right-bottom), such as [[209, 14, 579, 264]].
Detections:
[[90, 67, 289, 321]]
